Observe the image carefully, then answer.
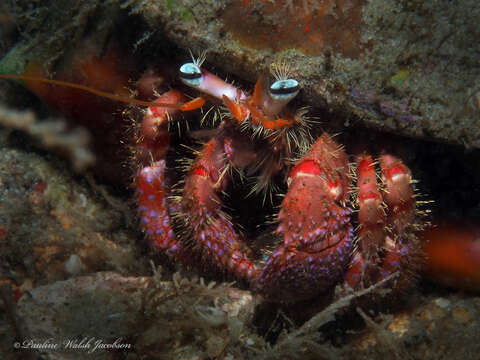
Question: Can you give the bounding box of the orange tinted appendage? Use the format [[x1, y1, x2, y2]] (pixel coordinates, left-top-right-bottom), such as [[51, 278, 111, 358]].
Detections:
[[252, 77, 264, 107], [270, 117, 293, 129], [0, 73, 189, 108], [180, 97, 205, 111], [245, 102, 293, 129], [222, 95, 246, 123]]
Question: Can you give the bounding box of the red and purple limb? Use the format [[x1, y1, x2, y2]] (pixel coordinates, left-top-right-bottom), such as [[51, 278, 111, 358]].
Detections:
[[137, 105, 259, 278], [137, 161, 187, 257], [346, 154, 419, 290], [135, 89, 191, 259], [179, 136, 260, 280], [258, 134, 355, 302]]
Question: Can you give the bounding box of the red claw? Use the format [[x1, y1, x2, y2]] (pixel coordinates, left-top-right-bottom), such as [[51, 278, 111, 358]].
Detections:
[[258, 134, 355, 302]]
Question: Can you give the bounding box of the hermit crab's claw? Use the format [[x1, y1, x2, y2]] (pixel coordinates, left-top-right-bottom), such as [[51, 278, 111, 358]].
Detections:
[[179, 136, 260, 280], [257, 134, 355, 302]]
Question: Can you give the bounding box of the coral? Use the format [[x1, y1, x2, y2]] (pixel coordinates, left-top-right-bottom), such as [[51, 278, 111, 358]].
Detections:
[[0, 104, 95, 172], [0, 45, 146, 183]]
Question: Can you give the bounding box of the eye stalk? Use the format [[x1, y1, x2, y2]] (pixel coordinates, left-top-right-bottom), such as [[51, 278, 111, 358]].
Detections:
[[179, 62, 203, 87], [261, 78, 300, 116]]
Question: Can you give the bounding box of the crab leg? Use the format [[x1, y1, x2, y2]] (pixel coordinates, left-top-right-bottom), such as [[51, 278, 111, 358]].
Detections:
[[135, 89, 185, 165], [179, 134, 259, 280], [377, 154, 420, 285], [355, 155, 386, 261], [136, 91, 192, 259], [135, 88, 259, 278], [346, 154, 418, 290], [137, 161, 189, 257], [345, 155, 387, 288], [379, 154, 415, 236], [258, 134, 355, 302]]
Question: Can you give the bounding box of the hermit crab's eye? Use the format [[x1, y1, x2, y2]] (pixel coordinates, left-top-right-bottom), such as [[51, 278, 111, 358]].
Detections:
[[179, 62, 203, 87], [270, 79, 300, 101], [269, 79, 300, 104]]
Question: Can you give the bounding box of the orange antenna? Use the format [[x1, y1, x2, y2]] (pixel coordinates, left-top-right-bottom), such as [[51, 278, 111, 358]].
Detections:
[[0, 73, 204, 110]]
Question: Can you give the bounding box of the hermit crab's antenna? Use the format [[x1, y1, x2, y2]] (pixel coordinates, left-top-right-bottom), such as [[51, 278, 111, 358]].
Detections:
[[0, 74, 201, 110]]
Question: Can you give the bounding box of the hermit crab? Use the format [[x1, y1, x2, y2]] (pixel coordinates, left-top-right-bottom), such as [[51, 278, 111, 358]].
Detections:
[[133, 55, 424, 303], [0, 53, 425, 303]]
